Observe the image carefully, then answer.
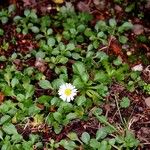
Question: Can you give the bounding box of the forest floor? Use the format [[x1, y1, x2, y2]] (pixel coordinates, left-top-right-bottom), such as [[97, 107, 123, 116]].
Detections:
[[0, 0, 150, 150]]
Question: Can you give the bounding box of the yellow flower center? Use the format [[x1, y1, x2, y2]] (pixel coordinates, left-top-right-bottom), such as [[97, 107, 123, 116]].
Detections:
[[64, 89, 72, 96]]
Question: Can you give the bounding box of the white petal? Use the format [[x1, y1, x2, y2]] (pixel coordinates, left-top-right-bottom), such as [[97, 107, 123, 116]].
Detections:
[[66, 83, 70, 88], [58, 83, 78, 102], [66, 97, 70, 102], [58, 89, 65, 94], [60, 95, 67, 101], [59, 84, 66, 89], [70, 96, 74, 101]]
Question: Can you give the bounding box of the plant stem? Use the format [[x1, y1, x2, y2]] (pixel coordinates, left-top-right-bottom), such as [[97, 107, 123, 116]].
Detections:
[[114, 94, 124, 125]]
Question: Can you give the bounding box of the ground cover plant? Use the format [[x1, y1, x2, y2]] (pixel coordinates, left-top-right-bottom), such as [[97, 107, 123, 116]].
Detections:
[[0, 0, 150, 149]]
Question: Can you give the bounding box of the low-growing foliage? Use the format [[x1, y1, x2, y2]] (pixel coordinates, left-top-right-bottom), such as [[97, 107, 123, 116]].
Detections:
[[0, 2, 148, 149]]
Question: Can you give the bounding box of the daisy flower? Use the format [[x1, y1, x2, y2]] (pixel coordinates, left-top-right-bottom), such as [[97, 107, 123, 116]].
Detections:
[[58, 83, 77, 102]]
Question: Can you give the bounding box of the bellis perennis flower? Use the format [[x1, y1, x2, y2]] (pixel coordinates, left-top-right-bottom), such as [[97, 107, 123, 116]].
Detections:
[[58, 83, 77, 102]]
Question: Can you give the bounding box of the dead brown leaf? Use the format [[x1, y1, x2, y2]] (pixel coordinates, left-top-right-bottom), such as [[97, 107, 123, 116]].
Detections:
[[49, 105, 56, 112], [22, 0, 36, 7], [35, 58, 47, 73], [0, 92, 5, 104], [36, 103, 45, 110], [77, 1, 90, 13], [9, 0, 16, 4], [52, 0, 64, 4], [145, 97, 150, 107], [109, 38, 123, 56]]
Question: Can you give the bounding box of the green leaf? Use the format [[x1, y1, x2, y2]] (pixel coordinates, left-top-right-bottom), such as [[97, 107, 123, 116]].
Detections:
[[22, 28, 28, 34], [16, 94, 25, 102], [77, 24, 85, 32], [95, 21, 107, 32], [59, 139, 77, 150], [35, 34, 44, 40], [1, 17, 8, 24], [53, 112, 62, 123], [93, 40, 100, 49], [72, 53, 82, 60], [90, 139, 101, 148], [86, 90, 101, 100], [66, 43, 75, 50], [95, 51, 108, 61], [120, 97, 130, 108], [122, 22, 133, 30], [77, 35, 84, 42], [2, 85, 14, 96], [125, 3, 135, 12], [118, 22, 133, 33], [28, 105, 41, 115], [35, 51, 45, 59], [96, 127, 108, 140], [109, 138, 116, 145], [37, 95, 51, 104], [16, 27, 21, 33], [0, 115, 11, 125], [94, 71, 109, 83], [8, 4, 16, 13], [51, 97, 60, 106], [0, 130, 3, 140], [66, 113, 77, 120], [25, 84, 35, 99], [97, 31, 105, 38], [99, 140, 108, 150], [76, 95, 86, 106], [13, 15, 22, 22], [29, 134, 39, 143], [84, 28, 93, 37], [52, 78, 65, 89], [38, 80, 52, 89], [1, 143, 12, 150], [109, 18, 117, 27], [113, 57, 122, 66], [81, 132, 90, 144], [0, 28, 4, 36], [11, 133, 23, 143], [72, 61, 86, 75], [93, 107, 103, 116], [81, 72, 89, 83], [95, 115, 117, 132], [47, 37, 56, 47], [63, 31, 70, 40], [58, 56, 68, 64], [24, 9, 30, 17], [2, 123, 18, 135], [119, 35, 128, 44], [30, 26, 40, 33], [11, 77, 19, 88], [0, 100, 14, 113], [73, 77, 84, 89], [67, 132, 79, 141], [47, 28, 53, 35], [124, 130, 139, 147], [40, 16, 51, 27], [87, 44, 93, 51]]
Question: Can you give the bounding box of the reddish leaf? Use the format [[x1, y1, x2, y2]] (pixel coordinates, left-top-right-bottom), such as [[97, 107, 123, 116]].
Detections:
[[0, 92, 5, 104], [23, 0, 36, 7], [9, 0, 16, 4], [110, 39, 122, 55], [36, 103, 45, 110]]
